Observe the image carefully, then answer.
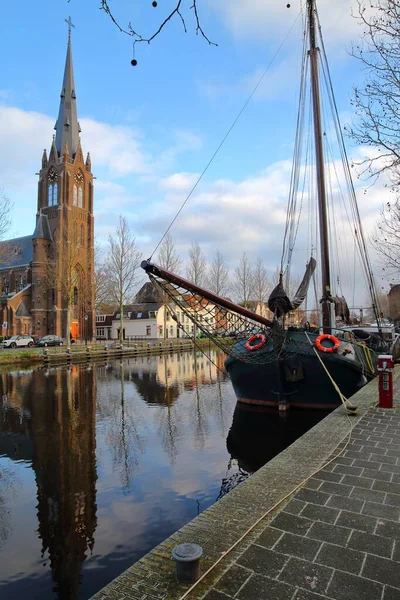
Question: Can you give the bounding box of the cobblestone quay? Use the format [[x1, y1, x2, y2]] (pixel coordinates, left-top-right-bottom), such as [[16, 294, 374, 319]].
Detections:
[[91, 369, 400, 600]]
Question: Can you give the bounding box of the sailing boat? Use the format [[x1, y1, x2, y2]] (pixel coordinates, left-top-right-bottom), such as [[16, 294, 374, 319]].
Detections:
[[142, 0, 390, 410]]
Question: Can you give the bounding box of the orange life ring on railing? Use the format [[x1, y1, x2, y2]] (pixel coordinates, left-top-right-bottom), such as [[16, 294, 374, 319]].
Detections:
[[315, 334, 340, 354], [245, 333, 267, 352]]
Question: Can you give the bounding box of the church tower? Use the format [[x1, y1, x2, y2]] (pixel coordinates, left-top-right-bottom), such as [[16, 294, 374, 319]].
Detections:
[[32, 23, 95, 341]]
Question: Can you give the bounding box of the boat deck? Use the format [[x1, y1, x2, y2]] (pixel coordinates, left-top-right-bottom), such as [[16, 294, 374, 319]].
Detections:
[[90, 370, 400, 600]]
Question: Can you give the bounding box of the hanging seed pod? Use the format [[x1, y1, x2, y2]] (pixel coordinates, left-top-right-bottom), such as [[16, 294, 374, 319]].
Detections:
[[131, 59, 138, 66]]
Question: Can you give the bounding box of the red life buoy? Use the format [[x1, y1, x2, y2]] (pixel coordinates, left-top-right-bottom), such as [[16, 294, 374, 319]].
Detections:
[[315, 334, 340, 354], [245, 333, 267, 352]]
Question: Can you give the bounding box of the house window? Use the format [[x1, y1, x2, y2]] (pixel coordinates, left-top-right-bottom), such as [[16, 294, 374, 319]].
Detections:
[[97, 315, 106, 322], [97, 327, 105, 337], [146, 326, 151, 336]]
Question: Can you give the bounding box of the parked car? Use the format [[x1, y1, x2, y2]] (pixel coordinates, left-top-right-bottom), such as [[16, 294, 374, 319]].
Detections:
[[3, 335, 34, 349], [36, 335, 64, 347]]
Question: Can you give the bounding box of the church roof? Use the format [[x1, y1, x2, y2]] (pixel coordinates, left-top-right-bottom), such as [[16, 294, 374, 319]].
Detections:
[[54, 35, 80, 159], [33, 213, 53, 241], [0, 236, 33, 270]]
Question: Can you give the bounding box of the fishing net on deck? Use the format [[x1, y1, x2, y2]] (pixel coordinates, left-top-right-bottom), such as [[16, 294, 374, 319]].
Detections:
[[146, 270, 314, 366]]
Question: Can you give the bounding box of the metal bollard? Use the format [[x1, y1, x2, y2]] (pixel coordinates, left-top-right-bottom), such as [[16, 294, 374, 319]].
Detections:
[[171, 543, 203, 584]]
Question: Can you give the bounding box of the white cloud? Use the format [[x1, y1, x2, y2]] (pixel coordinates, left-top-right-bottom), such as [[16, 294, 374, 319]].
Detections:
[[206, 0, 375, 47]]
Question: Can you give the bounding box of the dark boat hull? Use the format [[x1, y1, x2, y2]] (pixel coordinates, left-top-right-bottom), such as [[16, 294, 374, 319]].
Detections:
[[224, 331, 376, 410]]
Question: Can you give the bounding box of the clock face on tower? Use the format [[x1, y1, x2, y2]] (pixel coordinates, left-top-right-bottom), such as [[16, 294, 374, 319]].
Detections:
[[74, 171, 84, 185], [48, 168, 58, 183]]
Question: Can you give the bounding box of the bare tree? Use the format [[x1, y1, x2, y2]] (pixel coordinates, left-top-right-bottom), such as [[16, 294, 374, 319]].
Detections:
[[156, 232, 182, 273], [347, 0, 400, 184], [232, 253, 254, 307], [0, 190, 13, 264], [104, 216, 142, 343], [186, 241, 207, 286], [206, 250, 230, 296], [371, 197, 400, 276], [94, 241, 114, 313], [100, 0, 217, 54], [253, 256, 271, 307]]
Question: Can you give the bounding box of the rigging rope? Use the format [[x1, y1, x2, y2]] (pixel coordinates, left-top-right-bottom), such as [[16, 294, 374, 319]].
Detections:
[[150, 12, 302, 260]]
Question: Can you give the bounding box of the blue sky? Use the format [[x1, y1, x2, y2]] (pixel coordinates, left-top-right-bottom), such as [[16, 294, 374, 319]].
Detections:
[[0, 0, 389, 299]]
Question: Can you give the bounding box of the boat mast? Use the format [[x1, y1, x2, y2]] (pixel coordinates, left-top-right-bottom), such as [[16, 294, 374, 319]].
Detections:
[[308, 0, 333, 331]]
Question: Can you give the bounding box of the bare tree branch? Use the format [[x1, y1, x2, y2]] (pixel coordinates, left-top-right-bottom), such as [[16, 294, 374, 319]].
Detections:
[[99, 0, 217, 52], [348, 0, 400, 186], [206, 250, 230, 296]]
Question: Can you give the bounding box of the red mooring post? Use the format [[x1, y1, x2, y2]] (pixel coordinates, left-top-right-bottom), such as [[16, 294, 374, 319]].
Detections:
[[378, 355, 394, 408]]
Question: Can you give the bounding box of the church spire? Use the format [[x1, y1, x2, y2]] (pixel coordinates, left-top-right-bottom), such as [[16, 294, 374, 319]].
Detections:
[[54, 18, 80, 160]]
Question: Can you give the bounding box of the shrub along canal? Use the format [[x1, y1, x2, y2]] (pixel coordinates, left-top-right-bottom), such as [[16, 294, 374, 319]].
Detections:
[[0, 349, 328, 599]]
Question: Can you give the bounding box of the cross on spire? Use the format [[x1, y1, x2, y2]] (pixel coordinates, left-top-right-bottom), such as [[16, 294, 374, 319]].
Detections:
[[65, 16, 75, 38]]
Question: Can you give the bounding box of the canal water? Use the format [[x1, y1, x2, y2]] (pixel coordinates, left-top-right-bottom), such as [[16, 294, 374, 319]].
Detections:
[[0, 349, 328, 599]]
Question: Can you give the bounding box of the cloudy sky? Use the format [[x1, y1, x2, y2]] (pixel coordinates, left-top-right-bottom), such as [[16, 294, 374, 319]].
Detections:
[[0, 0, 390, 301]]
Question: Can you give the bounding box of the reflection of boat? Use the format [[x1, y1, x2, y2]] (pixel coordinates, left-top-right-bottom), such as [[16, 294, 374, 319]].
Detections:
[[142, 0, 390, 410], [226, 403, 328, 473], [217, 403, 328, 499]]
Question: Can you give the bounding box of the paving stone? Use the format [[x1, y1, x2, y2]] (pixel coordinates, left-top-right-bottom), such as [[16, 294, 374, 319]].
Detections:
[[380, 463, 400, 474], [370, 454, 397, 465], [333, 464, 363, 476], [387, 449, 400, 458], [344, 450, 370, 460], [353, 459, 382, 470], [375, 519, 400, 540], [326, 494, 364, 513], [359, 444, 386, 454], [362, 501, 400, 521], [303, 478, 322, 491], [237, 574, 296, 600], [237, 545, 288, 578], [362, 468, 392, 482], [391, 473, 400, 484], [336, 510, 377, 533], [377, 441, 400, 450], [307, 521, 351, 545], [350, 486, 386, 504], [330, 456, 355, 466], [326, 570, 383, 600], [362, 553, 400, 588], [383, 586, 400, 600], [300, 503, 340, 524], [203, 591, 231, 600], [314, 542, 364, 574], [374, 480, 400, 495], [294, 589, 334, 600], [214, 565, 251, 597], [256, 527, 283, 549], [393, 541, 400, 562], [270, 512, 314, 536], [282, 499, 307, 516], [341, 474, 374, 489], [278, 557, 333, 595], [347, 529, 394, 558], [294, 489, 330, 506], [319, 481, 353, 497], [274, 533, 322, 561]]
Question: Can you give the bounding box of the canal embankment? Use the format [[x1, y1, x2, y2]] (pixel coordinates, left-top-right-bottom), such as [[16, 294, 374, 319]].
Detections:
[[0, 338, 213, 369], [90, 368, 400, 600]]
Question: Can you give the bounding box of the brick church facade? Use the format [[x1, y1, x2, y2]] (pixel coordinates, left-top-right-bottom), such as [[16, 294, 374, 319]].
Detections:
[[0, 32, 95, 341]]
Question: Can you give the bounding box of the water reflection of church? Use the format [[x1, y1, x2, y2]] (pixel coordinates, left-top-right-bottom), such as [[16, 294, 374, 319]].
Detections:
[[0, 367, 97, 599]]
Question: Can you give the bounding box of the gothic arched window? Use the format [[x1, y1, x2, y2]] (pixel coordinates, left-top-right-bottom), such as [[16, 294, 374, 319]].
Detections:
[[78, 187, 83, 208], [47, 168, 59, 206], [73, 184, 78, 206], [74, 171, 84, 208]]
